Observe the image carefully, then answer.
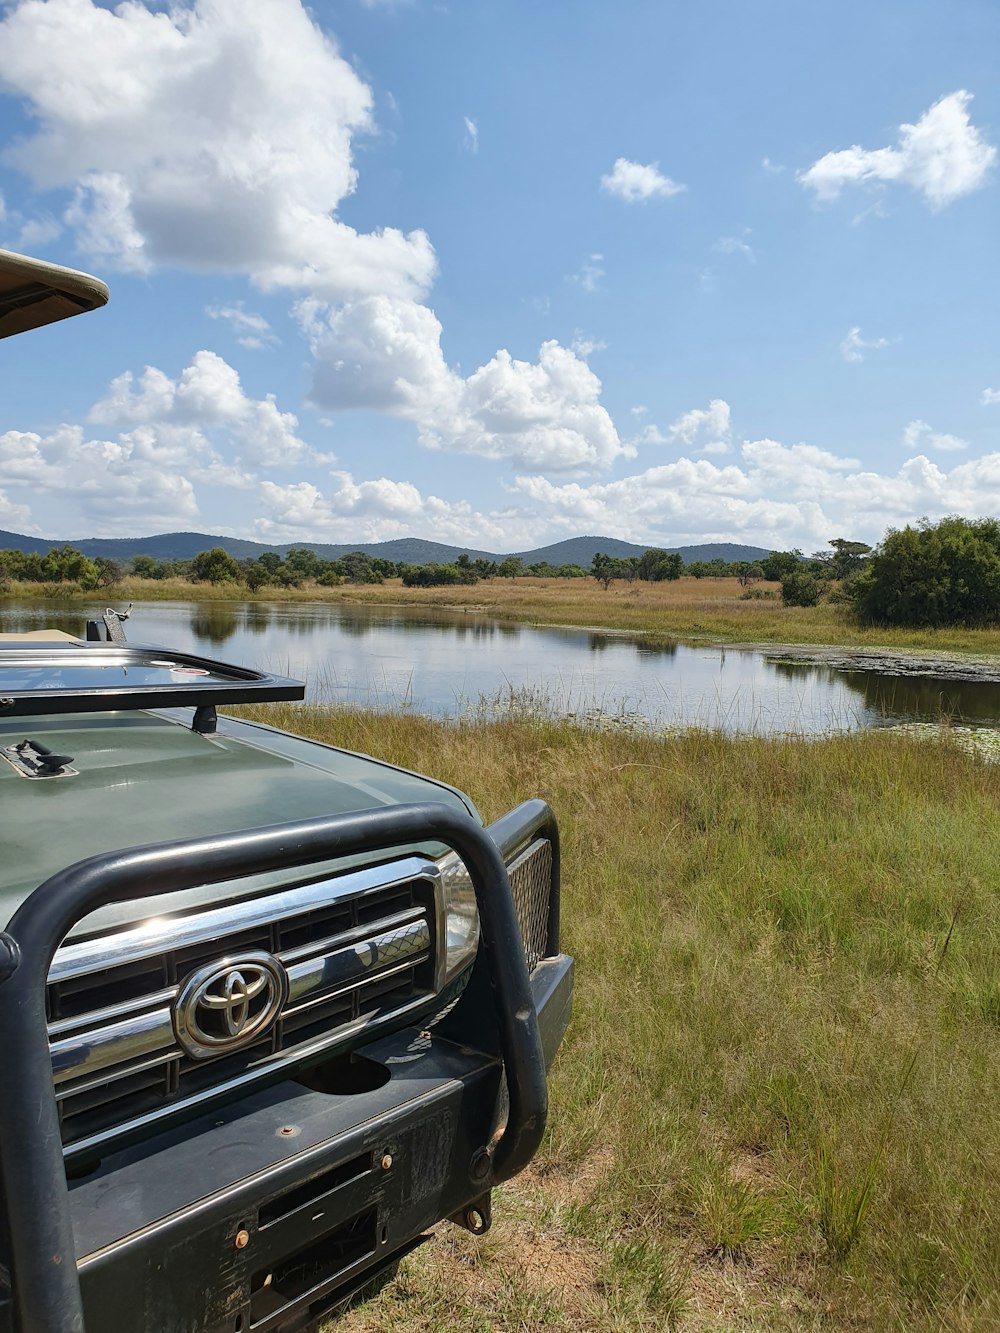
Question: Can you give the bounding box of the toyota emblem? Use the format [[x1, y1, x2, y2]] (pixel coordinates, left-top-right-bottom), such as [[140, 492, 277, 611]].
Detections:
[[174, 952, 287, 1059]]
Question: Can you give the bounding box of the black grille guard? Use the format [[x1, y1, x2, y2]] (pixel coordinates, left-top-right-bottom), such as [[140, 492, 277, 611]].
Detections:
[[0, 799, 560, 1333]]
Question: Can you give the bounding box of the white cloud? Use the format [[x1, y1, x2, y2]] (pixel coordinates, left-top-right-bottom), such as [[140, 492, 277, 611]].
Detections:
[[902, 419, 968, 453], [799, 91, 996, 209], [0, 0, 435, 299], [511, 439, 1000, 550], [571, 254, 605, 293], [206, 304, 278, 350], [0, 0, 622, 478], [0, 423, 201, 532], [570, 332, 607, 358], [463, 116, 478, 154], [981, 387, 1000, 405], [667, 399, 732, 453], [715, 233, 755, 263], [90, 350, 318, 468], [600, 158, 686, 203], [254, 474, 532, 547], [761, 157, 786, 175], [840, 326, 890, 363], [303, 295, 630, 471]]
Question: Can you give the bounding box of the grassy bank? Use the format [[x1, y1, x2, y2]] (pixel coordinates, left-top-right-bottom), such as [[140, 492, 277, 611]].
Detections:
[[238, 703, 1000, 1331], [9, 575, 1000, 657]]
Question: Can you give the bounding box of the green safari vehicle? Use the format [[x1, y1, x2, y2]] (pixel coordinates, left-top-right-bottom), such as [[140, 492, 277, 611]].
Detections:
[[0, 249, 573, 1333]]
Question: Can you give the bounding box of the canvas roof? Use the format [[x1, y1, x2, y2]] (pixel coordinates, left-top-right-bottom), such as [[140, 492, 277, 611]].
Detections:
[[0, 248, 109, 340]]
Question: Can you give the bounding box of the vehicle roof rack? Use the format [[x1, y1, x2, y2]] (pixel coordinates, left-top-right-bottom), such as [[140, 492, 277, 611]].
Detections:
[[0, 641, 304, 720]]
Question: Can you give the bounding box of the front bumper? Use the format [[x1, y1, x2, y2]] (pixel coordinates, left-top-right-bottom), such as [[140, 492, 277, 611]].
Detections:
[[54, 956, 572, 1333], [0, 801, 570, 1333]]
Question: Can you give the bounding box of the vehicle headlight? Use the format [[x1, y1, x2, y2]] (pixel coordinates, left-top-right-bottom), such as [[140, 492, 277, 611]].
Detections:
[[437, 850, 480, 983]]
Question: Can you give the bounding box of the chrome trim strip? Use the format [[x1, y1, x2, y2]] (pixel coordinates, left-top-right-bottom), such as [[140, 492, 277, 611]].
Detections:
[[48, 987, 178, 1039], [51, 1008, 175, 1086], [284, 921, 432, 1009], [277, 905, 424, 965], [55, 1051, 179, 1103], [284, 955, 429, 1020], [49, 855, 438, 983]]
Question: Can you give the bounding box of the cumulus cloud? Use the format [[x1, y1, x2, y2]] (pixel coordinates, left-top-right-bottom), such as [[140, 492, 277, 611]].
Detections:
[[0, 0, 435, 298], [511, 439, 1000, 551], [667, 399, 732, 453], [799, 91, 996, 209], [254, 474, 532, 547], [302, 295, 630, 471], [902, 419, 968, 453], [89, 350, 319, 468], [0, 422, 201, 532], [0, 345, 346, 533], [981, 387, 1000, 406], [600, 157, 686, 202], [840, 326, 890, 363], [0, 0, 624, 479]]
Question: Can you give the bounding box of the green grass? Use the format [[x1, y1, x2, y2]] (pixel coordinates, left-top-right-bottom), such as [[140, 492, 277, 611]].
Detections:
[[234, 703, 1000, 1330]]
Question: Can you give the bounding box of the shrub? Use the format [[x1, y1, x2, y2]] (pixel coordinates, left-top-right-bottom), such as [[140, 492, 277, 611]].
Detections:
[[852, 516, 1000, 627], [781, 571, 823, 607]]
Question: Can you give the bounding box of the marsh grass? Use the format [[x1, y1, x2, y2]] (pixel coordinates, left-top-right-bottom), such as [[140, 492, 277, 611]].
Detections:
[[233, 703, 1000, 1330]]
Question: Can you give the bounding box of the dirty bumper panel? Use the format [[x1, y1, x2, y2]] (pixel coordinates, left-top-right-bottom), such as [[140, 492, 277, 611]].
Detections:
[[68, 1038, 499, 1333]]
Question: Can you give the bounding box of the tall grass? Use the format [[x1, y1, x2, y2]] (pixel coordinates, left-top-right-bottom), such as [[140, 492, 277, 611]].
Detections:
[[235, 703, 1000, 1330]]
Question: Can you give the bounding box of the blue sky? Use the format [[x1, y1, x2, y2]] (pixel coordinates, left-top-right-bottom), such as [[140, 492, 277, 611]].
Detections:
[[1, 0, 999, 553]]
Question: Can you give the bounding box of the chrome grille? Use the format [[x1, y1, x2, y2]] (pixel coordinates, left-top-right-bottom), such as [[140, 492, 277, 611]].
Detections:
[[507, 839, 552, 972], [47, 856, 439, 1155]]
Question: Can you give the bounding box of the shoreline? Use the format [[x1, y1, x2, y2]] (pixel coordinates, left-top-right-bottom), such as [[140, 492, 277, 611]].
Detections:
[[4, 576, 1000, 669]]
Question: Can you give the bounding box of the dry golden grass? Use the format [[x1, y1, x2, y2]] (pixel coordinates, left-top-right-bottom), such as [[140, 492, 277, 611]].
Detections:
[[235, 704, 1000, 1331]]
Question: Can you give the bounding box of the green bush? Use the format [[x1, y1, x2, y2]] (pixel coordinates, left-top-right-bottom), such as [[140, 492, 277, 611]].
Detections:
[[852, 516, 1000, 627], [781, 571, 823, 607]]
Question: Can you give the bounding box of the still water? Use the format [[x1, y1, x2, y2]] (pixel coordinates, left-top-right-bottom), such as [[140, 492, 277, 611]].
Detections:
[[3, 598, 1000, 734]]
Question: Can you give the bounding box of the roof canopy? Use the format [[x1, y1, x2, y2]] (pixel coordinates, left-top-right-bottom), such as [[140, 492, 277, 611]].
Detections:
[[0, 248, 109, 340]]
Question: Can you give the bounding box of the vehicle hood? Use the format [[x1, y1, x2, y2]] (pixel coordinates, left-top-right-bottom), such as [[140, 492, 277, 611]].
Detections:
[[0, 710, 478, 937]]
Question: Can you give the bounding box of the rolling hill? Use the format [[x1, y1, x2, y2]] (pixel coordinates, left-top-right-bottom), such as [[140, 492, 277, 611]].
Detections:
[[0, 528, 771, 567]]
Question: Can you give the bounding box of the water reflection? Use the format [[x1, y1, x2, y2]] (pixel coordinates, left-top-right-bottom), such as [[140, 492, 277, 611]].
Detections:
[[2, 597, 999, 735], [190, 605, 240, 647]]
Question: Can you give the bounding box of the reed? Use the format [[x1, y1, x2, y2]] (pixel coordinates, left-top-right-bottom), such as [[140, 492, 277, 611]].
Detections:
[[232, 703, 1000, 1330]]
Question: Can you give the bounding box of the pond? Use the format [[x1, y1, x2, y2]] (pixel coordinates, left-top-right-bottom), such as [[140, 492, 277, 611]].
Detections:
[[3, 597, 1000, 735]]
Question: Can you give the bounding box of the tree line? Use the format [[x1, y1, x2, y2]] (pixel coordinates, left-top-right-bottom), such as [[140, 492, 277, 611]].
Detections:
[[4, 517, 1000, 628]]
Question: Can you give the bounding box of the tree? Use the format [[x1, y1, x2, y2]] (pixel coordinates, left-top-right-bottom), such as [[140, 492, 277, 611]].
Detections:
[[851, 516, 1000, 627], [497, 556, 525, 580], [93, 557, 123, 588], [736, 561, 765, 589], [244, 560, 273, 593], [760, 550, 801, 581], [827, 538, 872, 580], [781, 570, 823, 607], [592, 552, 617, 590], [190, 547, 242, 584], [636, 549, 683, 581]]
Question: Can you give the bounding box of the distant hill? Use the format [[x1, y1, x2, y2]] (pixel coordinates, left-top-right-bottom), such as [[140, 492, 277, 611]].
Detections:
[[0, 528, 771, 567], [518, 536, 771, 566]]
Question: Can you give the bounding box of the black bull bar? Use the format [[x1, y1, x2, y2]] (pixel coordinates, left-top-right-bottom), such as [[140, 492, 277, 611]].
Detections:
[[0, 800, 560, 1333]]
